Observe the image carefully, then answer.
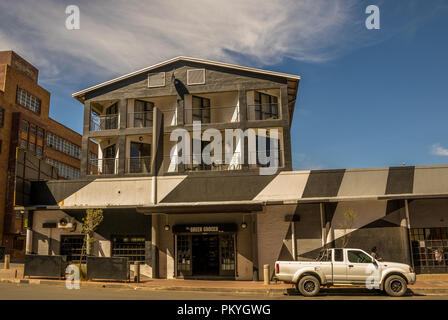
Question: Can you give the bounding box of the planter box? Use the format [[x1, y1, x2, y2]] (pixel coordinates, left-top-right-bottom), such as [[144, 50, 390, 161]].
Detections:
[[86, 256, 129, 282], [24, 254, 67, 279]]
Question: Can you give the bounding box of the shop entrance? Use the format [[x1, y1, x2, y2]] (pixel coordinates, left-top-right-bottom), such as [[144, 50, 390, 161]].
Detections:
[[192, 235, 219, 276], [174, 224, 237, 279]]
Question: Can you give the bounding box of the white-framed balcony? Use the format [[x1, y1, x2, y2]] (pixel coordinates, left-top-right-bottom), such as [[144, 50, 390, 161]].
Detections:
[[246, 89, 282, 121]]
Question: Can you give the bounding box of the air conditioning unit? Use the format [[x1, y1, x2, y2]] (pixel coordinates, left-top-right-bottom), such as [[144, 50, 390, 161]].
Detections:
[[57, 217, 74, 229]]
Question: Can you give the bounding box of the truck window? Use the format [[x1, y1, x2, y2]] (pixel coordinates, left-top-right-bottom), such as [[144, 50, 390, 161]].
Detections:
[[334, 249, 344, 262], [348, 250, 372, 263]]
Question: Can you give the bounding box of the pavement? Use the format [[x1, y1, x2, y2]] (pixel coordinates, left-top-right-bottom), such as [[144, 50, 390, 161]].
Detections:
[[2, 263, 448, 296]]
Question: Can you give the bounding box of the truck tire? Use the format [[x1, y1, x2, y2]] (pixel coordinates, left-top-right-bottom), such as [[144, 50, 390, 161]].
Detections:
[[384, 275, 407, 297], [297, 275, 320, 297]]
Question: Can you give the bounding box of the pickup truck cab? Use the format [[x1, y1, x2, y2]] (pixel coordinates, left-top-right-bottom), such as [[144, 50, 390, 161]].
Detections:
[[275, 248, 416, 297]]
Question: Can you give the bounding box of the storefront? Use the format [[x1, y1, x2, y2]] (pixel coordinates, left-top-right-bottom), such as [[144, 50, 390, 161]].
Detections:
[[173, 224, 237, 278]]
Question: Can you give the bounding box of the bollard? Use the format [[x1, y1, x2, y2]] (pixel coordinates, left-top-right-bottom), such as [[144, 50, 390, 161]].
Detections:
[[4, 254, 10, 270], [134, 261, 141, 283], [263, 264, 270, 285]]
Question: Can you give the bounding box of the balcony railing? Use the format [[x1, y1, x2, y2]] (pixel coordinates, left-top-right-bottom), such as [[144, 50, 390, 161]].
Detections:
[[127, 112, 153, 128], [246, 104, 280, 121], [126, 157, 151, 174], [88, 158, 118, 175], [184, 105, 240, 124], [90, 114, 119, 131], [162, 149, 282, 173]]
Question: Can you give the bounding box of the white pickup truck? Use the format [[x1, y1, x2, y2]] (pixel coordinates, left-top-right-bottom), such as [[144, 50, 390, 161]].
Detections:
[[275, 248, 416, 297]]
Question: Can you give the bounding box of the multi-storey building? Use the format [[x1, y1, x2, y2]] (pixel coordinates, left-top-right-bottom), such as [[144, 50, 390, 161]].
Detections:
[[23, 57, 448, 279], [0, 51, 97, 260]]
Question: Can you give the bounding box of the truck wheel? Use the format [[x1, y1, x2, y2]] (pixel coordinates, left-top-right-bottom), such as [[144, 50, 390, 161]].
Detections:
[[297, 275, 320, 297], [384, 275, 407, 297]]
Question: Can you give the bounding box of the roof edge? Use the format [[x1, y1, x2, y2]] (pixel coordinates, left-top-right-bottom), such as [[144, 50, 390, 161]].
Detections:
[[72, 56, 301, 101]]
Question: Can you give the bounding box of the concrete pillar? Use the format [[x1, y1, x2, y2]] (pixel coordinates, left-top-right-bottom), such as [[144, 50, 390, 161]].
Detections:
[[320, 203, 326, 248], [151, 214, 159, 278], [251, 214, 259, 281], [263, 264, 270, 285], [403, 200, 414, 267], [25, 229, 33, 254]]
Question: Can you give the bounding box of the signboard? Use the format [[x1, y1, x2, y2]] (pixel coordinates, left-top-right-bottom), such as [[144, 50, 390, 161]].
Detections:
[[172, 224, 237, 234]]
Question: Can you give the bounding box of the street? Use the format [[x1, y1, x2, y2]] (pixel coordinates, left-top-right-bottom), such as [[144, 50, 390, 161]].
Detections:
[[0, 283, 447, 300]]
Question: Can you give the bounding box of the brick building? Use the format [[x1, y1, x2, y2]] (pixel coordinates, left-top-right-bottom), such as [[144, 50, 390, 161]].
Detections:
[[0, 51, 97, 259]]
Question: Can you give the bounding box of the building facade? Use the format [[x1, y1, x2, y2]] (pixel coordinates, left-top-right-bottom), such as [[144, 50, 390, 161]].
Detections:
[[21, 57, 448, 279], [0, 51, 97, 260]]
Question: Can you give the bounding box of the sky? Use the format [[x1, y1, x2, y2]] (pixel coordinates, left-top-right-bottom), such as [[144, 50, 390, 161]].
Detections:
[[0, 0, 447, 170]]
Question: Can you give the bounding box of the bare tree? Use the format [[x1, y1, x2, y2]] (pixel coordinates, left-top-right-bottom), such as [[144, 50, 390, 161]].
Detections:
[[338, 209, 357, 248]]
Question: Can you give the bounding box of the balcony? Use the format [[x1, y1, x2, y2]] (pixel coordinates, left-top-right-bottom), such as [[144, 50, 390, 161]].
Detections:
[[162, 149, 283, 173], [246, 103, 280, 121], [90, 114, 119, 131], [127, 112, 153, 128], [88, 158, 118, 175], [184, 105, 240, 124], [126, 157, 151, 174]]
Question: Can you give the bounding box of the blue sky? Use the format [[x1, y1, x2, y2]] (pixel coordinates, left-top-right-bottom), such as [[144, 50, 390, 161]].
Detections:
[[1, 0, 447, 170]]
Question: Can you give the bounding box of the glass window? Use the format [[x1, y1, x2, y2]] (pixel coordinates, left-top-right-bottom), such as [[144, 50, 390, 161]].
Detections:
[[348, 250, 372, 263], [37, 128, 44, 139], [253, 91, 279, 120], [21, 120, 28, 133], [192, 96, 210, 123], [16, 87, 41, 114], [29, 125, 36, 136], [334, 249, 344, 262]]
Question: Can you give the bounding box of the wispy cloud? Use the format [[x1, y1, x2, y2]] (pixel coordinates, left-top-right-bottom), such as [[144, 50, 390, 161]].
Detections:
[[293, 153, 325, 170], [0, 0, 364, 85], [431, 143, 448, 156], [0, 0, 444, 89]]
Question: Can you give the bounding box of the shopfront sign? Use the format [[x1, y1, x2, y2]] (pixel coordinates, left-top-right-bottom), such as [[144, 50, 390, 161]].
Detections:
[[173, 224, 237, 233]]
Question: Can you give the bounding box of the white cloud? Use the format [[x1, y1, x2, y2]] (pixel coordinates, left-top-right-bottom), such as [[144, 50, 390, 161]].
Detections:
[[0, 0, 363, 83], [0, 0, 442, 89], [431, 143, 448, 156]]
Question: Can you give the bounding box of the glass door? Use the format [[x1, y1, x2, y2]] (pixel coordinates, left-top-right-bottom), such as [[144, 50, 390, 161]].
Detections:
[[176, 235, 192, 277], [219, 234, 236, 277]]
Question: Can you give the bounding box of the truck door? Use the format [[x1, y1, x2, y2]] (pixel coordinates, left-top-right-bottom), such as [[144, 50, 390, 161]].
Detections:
[[332, 248, 348, 283], [346, 250, 375, 284]]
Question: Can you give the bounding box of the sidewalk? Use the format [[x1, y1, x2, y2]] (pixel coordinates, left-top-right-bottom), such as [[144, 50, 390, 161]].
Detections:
[[2, 264, 448, 296]]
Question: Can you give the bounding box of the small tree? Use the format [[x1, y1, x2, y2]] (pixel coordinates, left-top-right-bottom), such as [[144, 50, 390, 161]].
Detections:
[[339, 208, 357, 248], [78, 209, 104, 266]]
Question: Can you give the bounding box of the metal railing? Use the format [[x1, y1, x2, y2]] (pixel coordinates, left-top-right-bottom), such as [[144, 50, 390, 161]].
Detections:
[[88, 158, 118, 175], [127, 112, 153, 128], [90, 114, 119, 131], [126, 157, 151, 174], [162, 149, 283, 173], [184, 105, 240, 124], [246, 104, 280, 121]]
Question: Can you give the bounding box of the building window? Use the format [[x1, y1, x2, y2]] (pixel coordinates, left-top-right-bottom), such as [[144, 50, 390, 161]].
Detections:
[[16, 87, 41, 114], [254, 91, 279, 120], [112, 235, 146, 263], [0, 107, 4, 127], [37, 128, 44, 139], [192, 96, 210, 123], [36, 145, 43, 158], [47, 132, 81, 159], [20, 139, 27, 149], [410, 228, 448, 273], [21, 120, 28, 133], [45, 158, 80, 180]]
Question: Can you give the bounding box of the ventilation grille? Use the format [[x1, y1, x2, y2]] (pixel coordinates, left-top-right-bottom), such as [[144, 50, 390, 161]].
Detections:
[[187, 69, 205, 85], [148, 72, 165, 88]]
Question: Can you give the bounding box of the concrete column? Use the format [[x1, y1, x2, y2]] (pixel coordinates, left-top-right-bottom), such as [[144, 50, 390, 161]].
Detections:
[[280, 85, 292, 170], [291, 221, 296, 261], [151, 214, 159, 278], [81, 101, 91, 178], [25, 229, 33, 254], [118, 98, 127, 129], [403, 199, 414, 267], [251, 213, 259, 281], [320, 203, 326, 248], [117, 135, 126, 175]]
